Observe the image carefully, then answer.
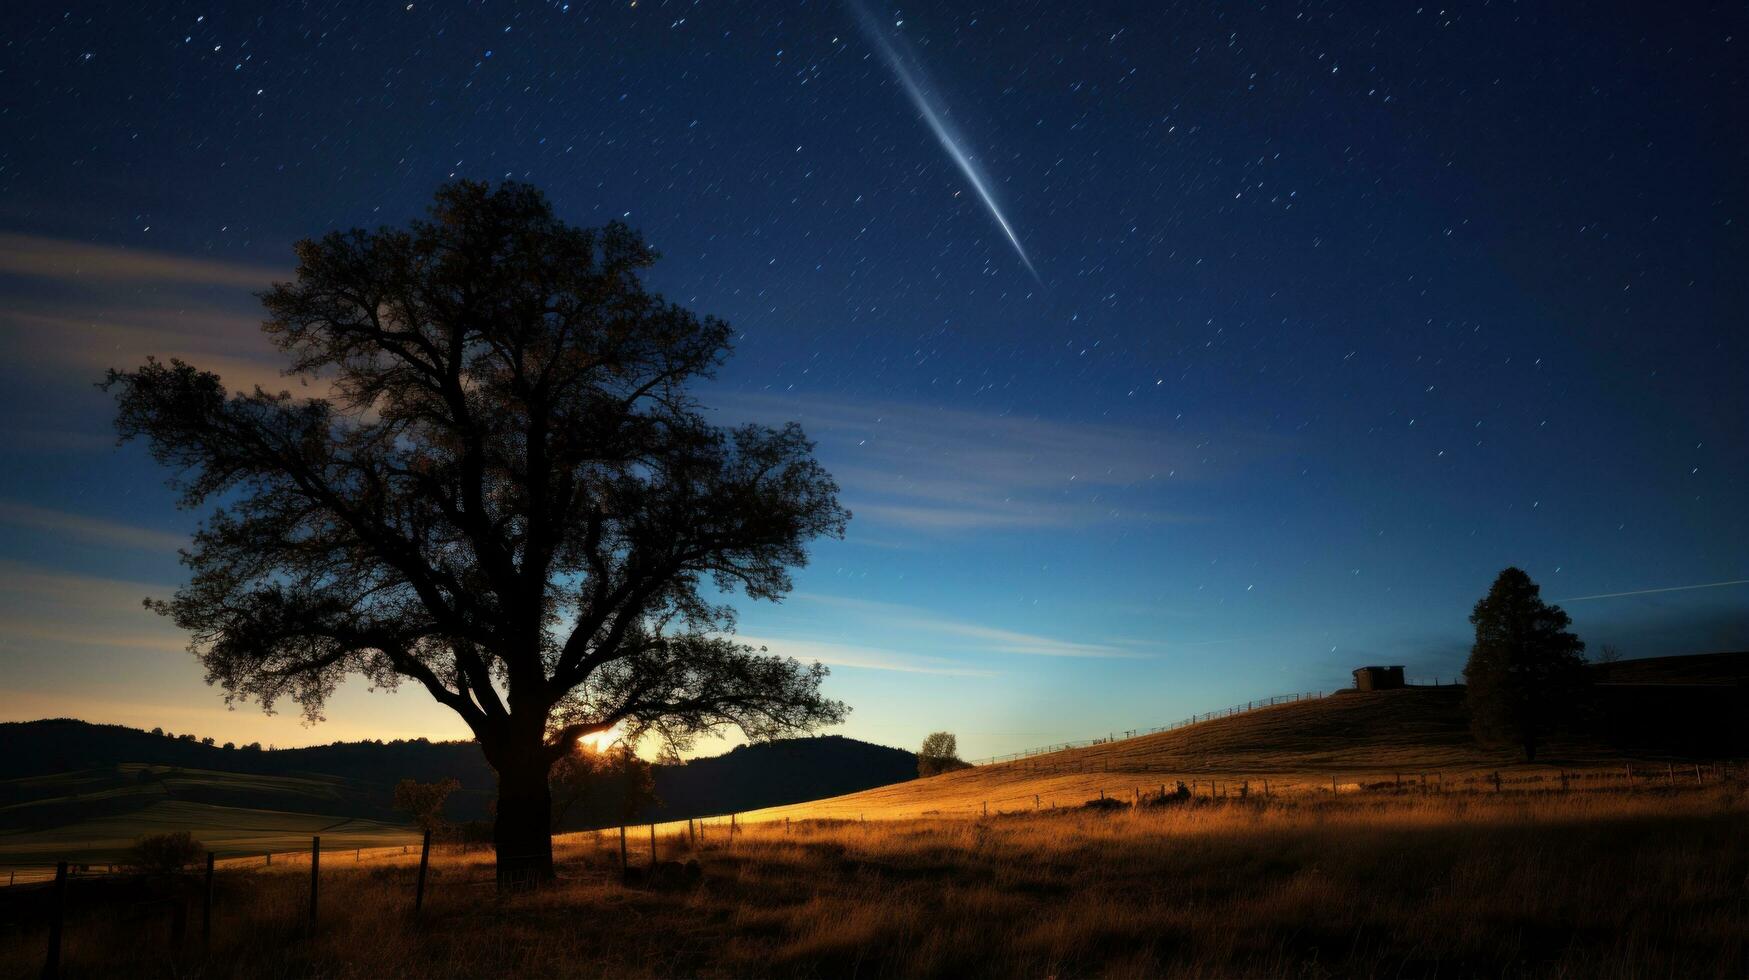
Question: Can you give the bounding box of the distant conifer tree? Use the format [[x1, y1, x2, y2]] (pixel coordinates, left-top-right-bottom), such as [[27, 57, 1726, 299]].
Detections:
[[1463, 567, 1589, 760]]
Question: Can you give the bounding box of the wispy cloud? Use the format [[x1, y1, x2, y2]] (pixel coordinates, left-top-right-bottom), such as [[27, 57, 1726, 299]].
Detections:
[[731, 633, 995, 677], [0, 560, 182, 655], [791, 593, 1155, 660], [715, 393, 1251, 532], [0, 500, 187, 552], [0, 234, 293, 409], [0, 559, 170, 610], [0, 232, 281, 289]]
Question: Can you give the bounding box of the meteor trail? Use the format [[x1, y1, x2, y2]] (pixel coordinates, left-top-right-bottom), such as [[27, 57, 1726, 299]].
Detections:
[[1558, 578, 1749, 602], [851, 4, 1039, 280]]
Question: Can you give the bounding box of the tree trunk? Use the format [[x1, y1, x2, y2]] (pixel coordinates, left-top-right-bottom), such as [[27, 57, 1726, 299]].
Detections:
[[492, 750, 555, 888]]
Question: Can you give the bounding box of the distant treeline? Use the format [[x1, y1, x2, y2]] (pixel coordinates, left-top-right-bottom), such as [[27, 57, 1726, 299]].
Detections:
[[0, 720, 916, 824]]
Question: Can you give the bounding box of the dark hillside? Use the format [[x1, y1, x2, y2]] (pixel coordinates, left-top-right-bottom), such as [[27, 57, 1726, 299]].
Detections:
[[646, 736, 916, 824], [1590, 651, 1749, 755], [0, 720, 916, 825]]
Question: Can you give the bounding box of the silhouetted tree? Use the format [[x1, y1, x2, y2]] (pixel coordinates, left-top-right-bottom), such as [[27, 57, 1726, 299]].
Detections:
[[106, 181, 849, 885], [549, 744, 657, 830], [1463, 567, 1588, 761], [394, 777, 462, 834], [917, 731, 970, 777], [126, 831, 205, 875]]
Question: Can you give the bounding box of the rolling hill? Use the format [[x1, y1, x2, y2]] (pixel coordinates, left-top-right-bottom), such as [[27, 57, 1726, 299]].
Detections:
[[4, 652, 1741, 860], [739, 652, 1749, 822], [0, 722, 917, 867]]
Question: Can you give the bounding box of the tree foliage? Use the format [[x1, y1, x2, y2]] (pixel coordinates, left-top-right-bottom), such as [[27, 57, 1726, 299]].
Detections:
[[394, 777, 462, 834], [549, 744, 657, 830], [126, 831, 206, 875], [105, 181, 849, 881], [917, 730, 970, 777], [1463, 567, 1589, 761]]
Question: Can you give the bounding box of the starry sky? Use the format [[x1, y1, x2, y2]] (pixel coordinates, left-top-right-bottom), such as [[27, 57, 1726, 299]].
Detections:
[[0, 1, 1744, 757]]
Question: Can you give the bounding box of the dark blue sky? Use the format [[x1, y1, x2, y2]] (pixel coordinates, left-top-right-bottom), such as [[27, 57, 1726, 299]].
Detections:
[[1, 1, 1744, 754]]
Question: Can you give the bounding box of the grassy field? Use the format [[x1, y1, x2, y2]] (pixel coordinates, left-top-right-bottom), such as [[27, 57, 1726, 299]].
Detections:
[[741, 688, 1705, 822], [0, 765, 416, 876], [2, 776, 1742, 978]]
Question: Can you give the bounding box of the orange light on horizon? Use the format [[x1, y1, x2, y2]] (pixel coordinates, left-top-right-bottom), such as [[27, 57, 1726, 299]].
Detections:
[[576, 720, 626, 753]]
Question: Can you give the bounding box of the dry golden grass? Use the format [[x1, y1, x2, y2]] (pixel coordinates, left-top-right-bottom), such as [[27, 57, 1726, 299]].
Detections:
[[741, 688, 1706, 822], [3, 776, 1744, 978]]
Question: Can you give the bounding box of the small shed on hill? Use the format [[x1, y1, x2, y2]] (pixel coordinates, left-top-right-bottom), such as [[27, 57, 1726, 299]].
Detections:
[[1352, 665, 1405, 691]]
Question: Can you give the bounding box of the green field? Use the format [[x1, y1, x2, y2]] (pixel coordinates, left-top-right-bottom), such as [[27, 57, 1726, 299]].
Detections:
[[0, 764, 417, 873]]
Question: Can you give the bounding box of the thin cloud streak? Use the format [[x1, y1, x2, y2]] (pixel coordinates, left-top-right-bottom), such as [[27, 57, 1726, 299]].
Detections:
[[0, 501, 187, 552], [716, 392, 1245, 533], [0, 232, 282, 289], [732, 633, 996, 677], [792, 593, 1155, 660], [1558, 579, 1749, 603]]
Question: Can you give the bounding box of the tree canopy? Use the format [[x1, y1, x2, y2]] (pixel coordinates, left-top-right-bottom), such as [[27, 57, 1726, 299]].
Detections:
[[1463, 567, 1589, 761], [106, 180, 849, 882], [394, 777, 461, 835], [917, 731, 970, 777]]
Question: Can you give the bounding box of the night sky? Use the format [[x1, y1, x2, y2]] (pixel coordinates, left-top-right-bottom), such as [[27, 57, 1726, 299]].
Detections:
[[1, 2, 1744, 756]]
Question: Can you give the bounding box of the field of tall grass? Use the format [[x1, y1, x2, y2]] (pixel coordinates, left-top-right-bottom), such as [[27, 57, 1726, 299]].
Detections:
[[3, 774, 1744, 978]]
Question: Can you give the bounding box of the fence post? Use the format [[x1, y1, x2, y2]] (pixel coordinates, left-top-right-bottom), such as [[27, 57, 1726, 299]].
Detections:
[[1492, 772, 1502, 793], [648, 824, 656, 868], [1694, 763, 1701, 785], [1667, 763, 1674, 785], [308, 837, 320, 934], [42, 860, 67, 980], [618, 825, 628, 879], [983, 801, 988, 817], [414, 829, 431, 915], [202, 852, 214, 948], [1331, 775, 1338, 795]]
